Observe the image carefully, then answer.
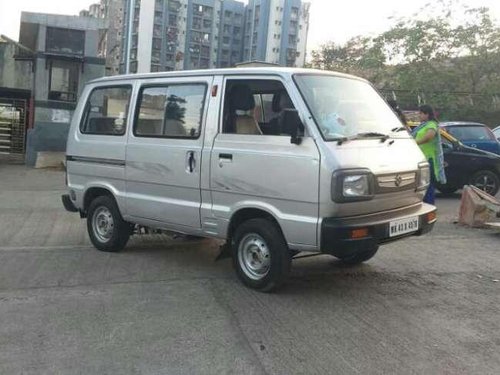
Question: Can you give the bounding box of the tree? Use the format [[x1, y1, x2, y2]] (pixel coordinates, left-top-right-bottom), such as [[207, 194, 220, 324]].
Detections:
[[310, 1, 500, 123]]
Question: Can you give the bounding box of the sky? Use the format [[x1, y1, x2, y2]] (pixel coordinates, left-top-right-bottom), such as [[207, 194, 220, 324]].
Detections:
[[1, 0, 500, 51]]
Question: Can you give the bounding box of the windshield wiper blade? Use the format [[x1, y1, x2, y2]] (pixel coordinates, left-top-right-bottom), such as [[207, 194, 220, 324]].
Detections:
[[391, 126, 409, 132], [335, 135, 358, 145], [356, 132, 390, 142]]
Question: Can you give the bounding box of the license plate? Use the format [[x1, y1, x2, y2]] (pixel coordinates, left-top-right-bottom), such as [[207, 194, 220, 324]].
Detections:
[[389, 216, 419, 237]]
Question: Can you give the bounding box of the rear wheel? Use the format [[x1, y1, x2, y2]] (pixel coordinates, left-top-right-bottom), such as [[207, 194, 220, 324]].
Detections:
[[232, 218, 291, 292], [338, 246, 379, 265], [470, 170, 500, 196], [87, 195, 130, 252]]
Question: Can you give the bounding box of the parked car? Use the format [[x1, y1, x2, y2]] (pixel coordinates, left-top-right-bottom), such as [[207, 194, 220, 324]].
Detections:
[[493, 125, 500, 141], [437, 130, 500, 196], [62, 67, 436, 291], [440, 122, 500, 155]]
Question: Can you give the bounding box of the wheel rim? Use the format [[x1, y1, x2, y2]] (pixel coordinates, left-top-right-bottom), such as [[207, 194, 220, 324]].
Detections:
[[472, 174, 497, 195], [92, 206, 114, 243], [237, 233, 271, 281]]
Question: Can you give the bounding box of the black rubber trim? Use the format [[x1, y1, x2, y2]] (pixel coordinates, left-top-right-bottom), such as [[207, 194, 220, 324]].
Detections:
[[321, 210, 436, 258], [61, 194, 78, 213], [66, 155, 125, 166]]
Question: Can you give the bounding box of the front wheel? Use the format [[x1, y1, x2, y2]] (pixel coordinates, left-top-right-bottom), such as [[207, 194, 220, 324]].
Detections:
[[436, 184, 458, 195], [470, 170, 500, 196], [87, 195, 131, 252], [232, 218, 291, 292], [337, 246, 379, 265]]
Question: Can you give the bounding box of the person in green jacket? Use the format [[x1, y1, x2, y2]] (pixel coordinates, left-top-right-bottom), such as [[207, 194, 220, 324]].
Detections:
[[412, 105, 447, 204]]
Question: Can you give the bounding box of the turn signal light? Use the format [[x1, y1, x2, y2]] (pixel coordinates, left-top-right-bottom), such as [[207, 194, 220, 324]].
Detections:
[[427, 212, 437, 223], [350, 228, 369, 239]]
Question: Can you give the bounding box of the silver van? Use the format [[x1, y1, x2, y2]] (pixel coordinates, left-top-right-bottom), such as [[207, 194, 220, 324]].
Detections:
[[62, 67, 436, 291]]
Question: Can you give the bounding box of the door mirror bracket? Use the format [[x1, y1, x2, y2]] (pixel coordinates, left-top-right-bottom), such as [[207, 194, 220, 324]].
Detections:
[[281, 109, 304, 145]]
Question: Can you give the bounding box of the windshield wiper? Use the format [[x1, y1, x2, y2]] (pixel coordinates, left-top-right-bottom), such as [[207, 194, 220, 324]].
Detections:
[[356, 132, 390, 142], [335, 132, 390, 145], [391, 126, 409, 133]]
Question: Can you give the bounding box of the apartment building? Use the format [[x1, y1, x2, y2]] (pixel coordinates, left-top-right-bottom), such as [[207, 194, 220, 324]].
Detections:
[[217, 1, 245, 68], [121, 0, 224, 73], [81, 0, 126, 76], [89, 0, 310, 73], [244, 0, 309, 67]]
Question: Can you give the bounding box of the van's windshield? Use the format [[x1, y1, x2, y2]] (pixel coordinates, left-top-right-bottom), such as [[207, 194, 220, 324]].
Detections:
[[294, 74, 407, 141]]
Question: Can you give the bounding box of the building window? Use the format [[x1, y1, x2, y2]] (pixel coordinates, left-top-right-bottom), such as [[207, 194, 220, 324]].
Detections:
[[135, 84, 207, 138], [203, 19, 212, 28], [80, 86, 132, 135], [152, 37, 162, 50], [169, 14, 177, 26], [48, 60, 79, 102], [152, 50, 161, 63], [46, 27, 85, 55]]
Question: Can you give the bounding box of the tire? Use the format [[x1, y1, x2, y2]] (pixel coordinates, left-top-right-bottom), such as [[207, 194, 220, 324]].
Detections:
[[338, 246, 379, 265], [232, 218, 291, 292], [87, 195, 130, 252], [436, 184, 458, 195], [470, 170, 500, 196]]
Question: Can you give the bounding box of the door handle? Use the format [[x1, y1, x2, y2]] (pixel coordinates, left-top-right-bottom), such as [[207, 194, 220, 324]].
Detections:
[[186, 151, 196, 173], [218, 153, 233, 167], [219, 153, 233, 161]]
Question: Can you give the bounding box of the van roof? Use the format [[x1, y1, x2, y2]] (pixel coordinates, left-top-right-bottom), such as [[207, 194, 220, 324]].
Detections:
[[89, 67, 366, 84]]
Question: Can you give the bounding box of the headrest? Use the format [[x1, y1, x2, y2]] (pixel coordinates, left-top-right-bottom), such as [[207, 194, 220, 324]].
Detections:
[[229, 84, 255, 111], [272, 91, 293, 112]]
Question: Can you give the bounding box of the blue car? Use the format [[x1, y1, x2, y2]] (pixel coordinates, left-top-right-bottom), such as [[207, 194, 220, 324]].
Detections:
[[493, 125, 500, 141], [440, 122, 500, 155]]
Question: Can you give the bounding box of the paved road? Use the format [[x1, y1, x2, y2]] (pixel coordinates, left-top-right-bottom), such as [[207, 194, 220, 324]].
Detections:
[[1, 164, 499, 374]]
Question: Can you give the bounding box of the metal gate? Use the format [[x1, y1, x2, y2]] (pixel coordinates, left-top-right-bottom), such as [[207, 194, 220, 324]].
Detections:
[[0, 99, 28, 155]]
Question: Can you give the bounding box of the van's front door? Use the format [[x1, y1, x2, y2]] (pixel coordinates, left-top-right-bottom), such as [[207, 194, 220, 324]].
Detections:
[[210, 76, 320, 248], [125, 77, 212, 229]]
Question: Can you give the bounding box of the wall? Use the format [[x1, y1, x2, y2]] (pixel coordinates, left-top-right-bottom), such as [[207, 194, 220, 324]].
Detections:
[[0, 41, 33, 91]]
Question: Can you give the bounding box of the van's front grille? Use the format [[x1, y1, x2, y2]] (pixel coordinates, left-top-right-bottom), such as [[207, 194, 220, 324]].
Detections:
[[376, 172, 417, 193]]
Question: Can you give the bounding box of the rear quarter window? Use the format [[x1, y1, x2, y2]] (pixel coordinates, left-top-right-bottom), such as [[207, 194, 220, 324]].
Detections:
[[80, 86, 132, 136]]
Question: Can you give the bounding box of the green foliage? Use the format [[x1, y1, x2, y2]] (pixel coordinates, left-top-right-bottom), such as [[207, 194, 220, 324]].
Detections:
[[310, 1, 500, 124]]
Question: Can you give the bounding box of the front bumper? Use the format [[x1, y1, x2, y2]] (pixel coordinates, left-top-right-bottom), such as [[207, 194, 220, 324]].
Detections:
[[321, 203, 436, 258]]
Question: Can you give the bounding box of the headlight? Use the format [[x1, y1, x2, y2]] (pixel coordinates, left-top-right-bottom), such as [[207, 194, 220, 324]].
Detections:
[[343, 175, 370, 197], [417, 162, 431, 190], [332, 169, 374, 202]]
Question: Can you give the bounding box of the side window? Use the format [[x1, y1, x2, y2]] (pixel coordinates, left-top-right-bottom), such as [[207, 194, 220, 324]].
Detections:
[[135, 84, 206, 138], [80, 86, 131, 135], [222, 79, 295, 136]]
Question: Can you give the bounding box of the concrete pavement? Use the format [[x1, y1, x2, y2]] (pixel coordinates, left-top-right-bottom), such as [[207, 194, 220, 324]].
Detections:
[[0, 163, 499, 374]]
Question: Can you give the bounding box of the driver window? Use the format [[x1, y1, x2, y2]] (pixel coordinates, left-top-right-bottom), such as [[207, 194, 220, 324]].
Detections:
[[222, 79, 295, 136]]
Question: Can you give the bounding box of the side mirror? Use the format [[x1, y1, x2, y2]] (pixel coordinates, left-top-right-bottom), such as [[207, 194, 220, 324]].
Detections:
[[282, 109, 304, 145], [442, 142, 452, 151]]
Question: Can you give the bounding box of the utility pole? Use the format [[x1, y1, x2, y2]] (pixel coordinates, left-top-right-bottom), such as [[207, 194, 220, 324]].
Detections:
[[125, 0, 134, 74]]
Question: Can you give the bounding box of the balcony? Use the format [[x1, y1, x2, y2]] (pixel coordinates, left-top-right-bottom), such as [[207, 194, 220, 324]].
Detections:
[[168, 1, 181, 13]]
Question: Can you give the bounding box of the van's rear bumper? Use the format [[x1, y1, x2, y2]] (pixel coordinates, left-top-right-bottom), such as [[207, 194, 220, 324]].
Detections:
[[61, 194, 78, 213], [320, 203, 436, 258]]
